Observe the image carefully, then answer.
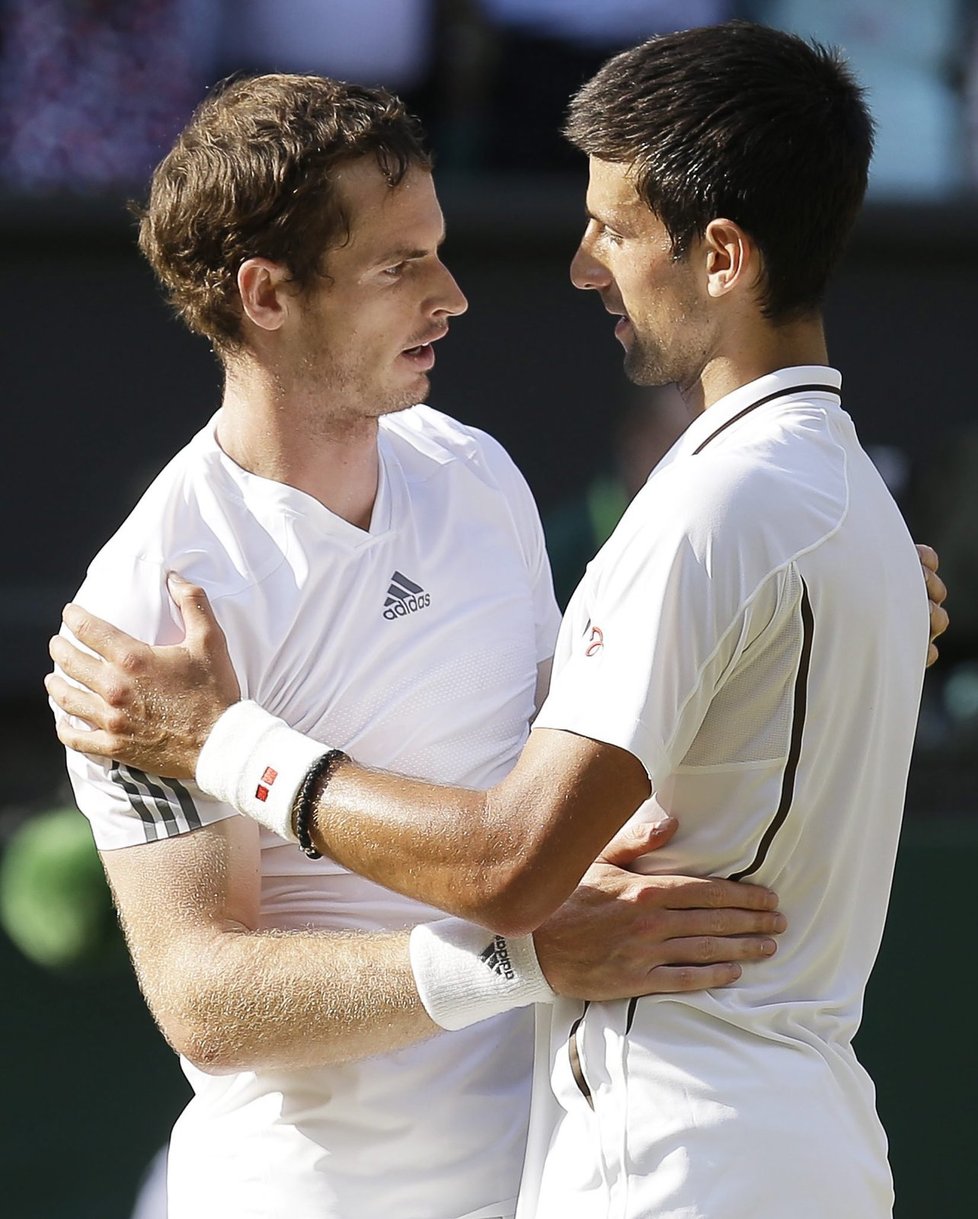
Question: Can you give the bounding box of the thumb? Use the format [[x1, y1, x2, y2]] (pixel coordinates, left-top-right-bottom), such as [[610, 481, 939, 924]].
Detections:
[[600, 815, 678, 867], [166, 573, 223, 653]]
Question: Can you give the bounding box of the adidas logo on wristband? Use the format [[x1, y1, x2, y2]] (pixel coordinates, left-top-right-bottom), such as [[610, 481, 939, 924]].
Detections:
[[479, 935, 516, 981]]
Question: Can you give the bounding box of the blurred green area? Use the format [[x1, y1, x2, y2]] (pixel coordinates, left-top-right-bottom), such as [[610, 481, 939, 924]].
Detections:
[[0, 807, 124, 972]]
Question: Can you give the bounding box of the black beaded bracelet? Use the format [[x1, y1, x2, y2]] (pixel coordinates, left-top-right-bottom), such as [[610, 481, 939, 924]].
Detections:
[[292, 748, 350, 860]]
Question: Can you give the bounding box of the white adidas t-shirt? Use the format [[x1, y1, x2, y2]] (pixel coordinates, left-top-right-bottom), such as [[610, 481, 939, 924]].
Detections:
[[65, 404, 561, 1219], [521, 368, 928, 1219]]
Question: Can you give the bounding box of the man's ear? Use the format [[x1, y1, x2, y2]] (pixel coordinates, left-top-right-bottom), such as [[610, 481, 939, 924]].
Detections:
[[237, 258, 293, 332], [702, 218, 756, 300]]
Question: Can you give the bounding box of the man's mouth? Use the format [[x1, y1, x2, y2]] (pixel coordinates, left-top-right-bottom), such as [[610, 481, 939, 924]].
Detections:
[[400, 341, 437, 370], [401, 327, 448, 368]]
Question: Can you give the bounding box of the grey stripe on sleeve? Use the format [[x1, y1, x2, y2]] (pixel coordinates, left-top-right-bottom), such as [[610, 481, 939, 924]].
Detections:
[[126, 767, 203, 834], [109, 763, 203, 842]]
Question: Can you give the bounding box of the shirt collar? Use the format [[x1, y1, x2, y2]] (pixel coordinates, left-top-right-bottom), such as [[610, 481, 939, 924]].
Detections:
[[672, 365, 843, 460]]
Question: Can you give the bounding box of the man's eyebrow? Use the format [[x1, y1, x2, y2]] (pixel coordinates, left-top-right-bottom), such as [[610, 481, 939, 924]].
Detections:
[[373, 232, 447, 266], [585, 205, 633, 231], [377, 245, 427, 263]]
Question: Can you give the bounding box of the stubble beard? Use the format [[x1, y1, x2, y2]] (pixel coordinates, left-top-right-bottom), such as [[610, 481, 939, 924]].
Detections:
[[299, 338, 429, 427], [623, 334, 676, 387], [623, 303, 708, 389]]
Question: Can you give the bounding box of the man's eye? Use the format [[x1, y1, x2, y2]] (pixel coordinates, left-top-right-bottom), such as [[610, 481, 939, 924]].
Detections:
[[382, 262, 406, 278]]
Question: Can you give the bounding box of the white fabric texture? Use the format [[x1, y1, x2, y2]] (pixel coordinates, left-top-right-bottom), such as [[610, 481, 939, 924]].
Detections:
[[61, 404, 561, 1219], [521, 368, 928, 1219], [410, 919, 556, 1031]]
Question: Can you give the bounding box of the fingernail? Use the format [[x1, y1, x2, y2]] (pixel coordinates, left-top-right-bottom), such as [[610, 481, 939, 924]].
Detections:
[[166, 572, 187, 590], [762, 939, 777, 954]]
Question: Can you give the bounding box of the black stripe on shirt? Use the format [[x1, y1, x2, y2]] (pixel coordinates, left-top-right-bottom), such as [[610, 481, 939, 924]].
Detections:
[[692, 385, 839, 455], [567, 1002, 594, 1110], [729, 578, 815, 882]]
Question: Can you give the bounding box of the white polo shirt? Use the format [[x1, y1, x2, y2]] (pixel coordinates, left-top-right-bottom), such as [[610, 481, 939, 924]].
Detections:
[[522, 367, 928, 1219], [65, 405, 561, 1219]]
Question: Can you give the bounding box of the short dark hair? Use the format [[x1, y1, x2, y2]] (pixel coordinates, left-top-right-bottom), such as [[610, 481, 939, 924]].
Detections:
[[137, 74, 432, 354], [564, 22, 874, 321]]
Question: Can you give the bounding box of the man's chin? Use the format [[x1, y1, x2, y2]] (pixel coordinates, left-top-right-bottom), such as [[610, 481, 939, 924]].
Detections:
[[376, 376, 430, 416], [624, 353, 667, 388]]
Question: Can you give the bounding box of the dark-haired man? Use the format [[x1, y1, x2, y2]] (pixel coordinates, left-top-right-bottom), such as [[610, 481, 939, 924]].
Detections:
[[45, 71, 799, 1219]]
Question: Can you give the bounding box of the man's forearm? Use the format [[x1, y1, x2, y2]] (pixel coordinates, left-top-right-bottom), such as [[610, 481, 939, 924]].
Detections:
[[141, 923, 441, 1072]]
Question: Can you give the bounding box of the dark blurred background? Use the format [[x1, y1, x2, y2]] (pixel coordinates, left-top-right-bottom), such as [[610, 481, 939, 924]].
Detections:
[[2, 2, 977, 1216]]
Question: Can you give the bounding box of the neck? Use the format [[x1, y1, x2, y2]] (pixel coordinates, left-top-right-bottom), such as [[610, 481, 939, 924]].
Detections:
[[216, 359, 381, 531], [681, 313, 829, 416]]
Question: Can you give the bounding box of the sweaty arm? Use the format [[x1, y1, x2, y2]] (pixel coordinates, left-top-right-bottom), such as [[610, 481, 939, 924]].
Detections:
[[86, 775, 782, 1066], [50, 520, 942, 937], [49, 599, 787, 1043], [47, 581, 761, 936], [101, 815, 441, 1071]]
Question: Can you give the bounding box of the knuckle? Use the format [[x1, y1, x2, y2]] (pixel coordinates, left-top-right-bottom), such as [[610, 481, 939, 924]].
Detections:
[[102, 681, 128, 707], [696, 936, 720, 962], [104, 708, 131, 735], [636, 878, 671, 906], [117, 648, 145, 676], [641, 910, 667, 939]]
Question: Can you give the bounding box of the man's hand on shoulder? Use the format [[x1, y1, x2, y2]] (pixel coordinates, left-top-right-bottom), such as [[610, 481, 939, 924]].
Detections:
[[46, 574, 240, 779]]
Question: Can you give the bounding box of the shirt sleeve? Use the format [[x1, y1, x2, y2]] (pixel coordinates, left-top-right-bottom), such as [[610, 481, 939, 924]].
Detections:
[[533, 466, 791, 786], [57, 551, 241, 851]]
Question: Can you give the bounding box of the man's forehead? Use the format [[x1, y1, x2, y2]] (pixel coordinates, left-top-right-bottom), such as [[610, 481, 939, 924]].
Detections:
[[586, 157, 645, 219], [333, 159, 442, 255]]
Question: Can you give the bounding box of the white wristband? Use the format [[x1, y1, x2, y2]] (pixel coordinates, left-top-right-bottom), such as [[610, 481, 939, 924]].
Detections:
[[195, 701, 328, 841], [409, 918, 556, 1031]]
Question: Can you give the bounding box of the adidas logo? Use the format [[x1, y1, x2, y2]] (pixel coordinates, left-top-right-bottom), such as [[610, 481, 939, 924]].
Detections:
[[479, 935, 515, 981], [383, 570, 431, 621]]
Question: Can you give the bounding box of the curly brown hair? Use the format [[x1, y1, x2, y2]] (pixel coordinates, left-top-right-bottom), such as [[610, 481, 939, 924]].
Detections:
[[136, 74, 432, 354]]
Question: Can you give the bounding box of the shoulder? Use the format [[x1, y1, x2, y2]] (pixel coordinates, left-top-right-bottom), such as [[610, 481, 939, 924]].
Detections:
[[81, 421, 284, 630], [593, 424, 849, 615], [643, 416, 848, 560], [382, 404, 529, 490]]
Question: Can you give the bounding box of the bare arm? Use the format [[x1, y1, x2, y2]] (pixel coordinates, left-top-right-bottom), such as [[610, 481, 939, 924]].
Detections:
[[47, 594, 786, 1023], [51, 635, 774, 947], [291, 543, 951, 929], [318, 729, 654, 934], [102, 815, 440, 1072], [46, 587, 764, 935], [98, 810, 783, 1073], [47, 598, 671, 934], [50, 539, 949, 934]]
